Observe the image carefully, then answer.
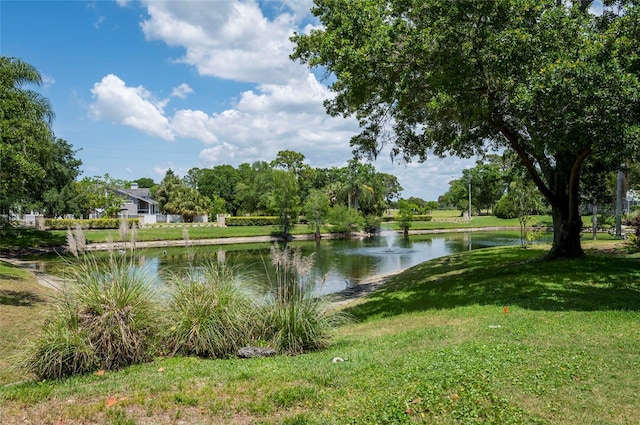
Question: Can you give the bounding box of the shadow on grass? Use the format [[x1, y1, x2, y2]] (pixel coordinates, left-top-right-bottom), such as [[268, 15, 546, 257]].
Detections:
[[346, 247, 640, 321], [0, 289, 45, 307], [0, 227, 65, 252]]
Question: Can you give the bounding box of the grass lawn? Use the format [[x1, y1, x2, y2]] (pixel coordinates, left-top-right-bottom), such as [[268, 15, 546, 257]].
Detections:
[[1, 241, 639, 424], [0, 262, 54, 385]]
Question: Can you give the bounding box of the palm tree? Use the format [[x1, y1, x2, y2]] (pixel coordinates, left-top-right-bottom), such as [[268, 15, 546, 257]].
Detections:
[[0, 57, 57, 223], [164, 186, 211, 222]]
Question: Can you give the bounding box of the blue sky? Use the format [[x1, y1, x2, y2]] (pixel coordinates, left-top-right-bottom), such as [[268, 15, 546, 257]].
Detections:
[[1, 0, 480, 200]]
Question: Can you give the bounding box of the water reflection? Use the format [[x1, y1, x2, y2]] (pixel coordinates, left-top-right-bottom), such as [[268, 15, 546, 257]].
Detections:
[[131, 231, 549, 296], [34, 231, 549, 296]]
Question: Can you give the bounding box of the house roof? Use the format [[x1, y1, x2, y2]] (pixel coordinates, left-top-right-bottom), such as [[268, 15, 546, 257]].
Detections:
[[113, 188, 159, 205]]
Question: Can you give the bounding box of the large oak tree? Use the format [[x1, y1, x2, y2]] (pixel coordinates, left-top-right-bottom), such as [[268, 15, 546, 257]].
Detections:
[[292, 0, 640, 258]]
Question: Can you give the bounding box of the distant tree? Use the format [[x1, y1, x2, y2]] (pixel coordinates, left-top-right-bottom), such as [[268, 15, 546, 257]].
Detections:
[[303, 189, 330, 240], [473, 160, 507, 214], [75, 175, 124, 218], [234, 161, 272, 215], [33, 138, 82, 217], [164, 186, 211, 222], [424, 201, 439, 215], [378, 173, 403, 208], [270, 150, 306, 176], [397, 199, 418, 238], [267, 169, 301, 239], [580, 159, 615, 239], [209, 195, 227, 216], [154, 169, 182, 213], [133, 177, 155, 189], [183, 167, 202, 189], [328, 205, 363, 237], [197, 165, 240, 215]]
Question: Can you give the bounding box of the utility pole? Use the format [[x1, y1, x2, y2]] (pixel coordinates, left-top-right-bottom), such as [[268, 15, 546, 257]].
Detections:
[[615, 167, 623, 238], [468, 172, 472, 220]]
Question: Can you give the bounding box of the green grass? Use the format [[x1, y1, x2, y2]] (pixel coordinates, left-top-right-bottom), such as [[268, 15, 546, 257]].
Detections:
[[2, 243, 640, 424], [2, 212, 619, 250], [0, 261, 54, 384], [54, 225, 317, 245], [400, 214, 554, 231]]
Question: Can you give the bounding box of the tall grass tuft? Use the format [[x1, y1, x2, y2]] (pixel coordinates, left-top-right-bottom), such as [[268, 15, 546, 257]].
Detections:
[[259, 244, 350, 355], [24, 302, 98, 380], [164, 259, 257, 358], [24, 223, 163, 379]]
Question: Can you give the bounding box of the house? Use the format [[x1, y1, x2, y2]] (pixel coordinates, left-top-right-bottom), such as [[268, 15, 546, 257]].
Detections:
[[113, 183, 159, 218]]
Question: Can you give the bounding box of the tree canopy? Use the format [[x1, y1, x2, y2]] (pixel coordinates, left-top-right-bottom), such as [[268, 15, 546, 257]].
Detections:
[[292, 0, 640, 258], [0, 57, 81, 225]]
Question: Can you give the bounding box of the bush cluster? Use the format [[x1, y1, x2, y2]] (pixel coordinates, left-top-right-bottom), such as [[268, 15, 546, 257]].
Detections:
[[225, 216, 281, 226], [45, 218, 140, 230], [23, 228, 348, 380], [627, 216, 640, 248], [412, 215, 433, 222], [24, 252, 162, 380]]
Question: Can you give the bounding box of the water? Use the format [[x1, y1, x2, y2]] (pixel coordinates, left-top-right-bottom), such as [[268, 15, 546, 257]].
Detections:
[[116, 230, 549, 295], [30, 230, 548, 295]]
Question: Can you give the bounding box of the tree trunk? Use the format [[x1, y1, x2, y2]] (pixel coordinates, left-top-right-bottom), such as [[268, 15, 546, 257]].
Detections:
[[592, 204, 597, 240], [546, 167, 585, 259]]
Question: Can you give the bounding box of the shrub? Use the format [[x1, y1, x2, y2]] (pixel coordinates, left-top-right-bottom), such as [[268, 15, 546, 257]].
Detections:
[[363, 215, 381, 234], [258, 245, 350, 355], [69, 255, 162, 370], [627, 216, 640, 249], [45, 218, 139, 230], [164, 260, 257, 358], [23, 306, 98, 380], [327, 206, 363, 235], [23, 226, 163, 379], [225, 216, 280, 226]]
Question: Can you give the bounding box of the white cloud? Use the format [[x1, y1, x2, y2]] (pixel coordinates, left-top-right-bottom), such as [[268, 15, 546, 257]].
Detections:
[[41, 74, 56, 90], [89, 74, 174, 141], [139, 0, 305, 84], [199, 142, 238, 164], [92, 1, 468, 200], [171, 83, 193, 99], [171, 109, 218, 144]]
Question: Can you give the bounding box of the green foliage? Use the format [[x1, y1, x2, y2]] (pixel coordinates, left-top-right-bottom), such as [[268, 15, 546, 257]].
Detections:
[[209, 194, 226, 216], [45, 218, 139, 230], [327, 205, 363, 235], [268, 169, 301, 239], [259, 245, 350, 355], [164, 185, 211, 222], [225, 216, 280, 226], [23, 229, 162, 378], [362, 214, 381, 234], [165, 260, 257, 358], [302, 189, 330, 235], [292, 0, 640, 258], [0, 57, 81, 221], [22, 306, 98, 381], [627, 216, 640, 249]]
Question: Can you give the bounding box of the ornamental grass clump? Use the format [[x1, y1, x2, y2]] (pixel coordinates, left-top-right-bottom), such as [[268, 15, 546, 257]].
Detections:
[[24, 223, 163, 380], [164, 259, 257, 358], [259, 244, 350, 355]]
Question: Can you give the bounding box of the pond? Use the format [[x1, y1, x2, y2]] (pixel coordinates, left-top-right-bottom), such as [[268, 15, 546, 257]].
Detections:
[[87, 230, 549, 296], [27, 230, 551, 296]]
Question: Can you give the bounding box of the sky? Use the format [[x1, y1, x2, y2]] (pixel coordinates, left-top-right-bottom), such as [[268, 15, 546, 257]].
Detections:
[[1, 0, 483, 201]]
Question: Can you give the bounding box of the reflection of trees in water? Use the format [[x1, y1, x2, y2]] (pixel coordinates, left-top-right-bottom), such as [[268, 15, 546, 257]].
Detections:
[[130, 232, 542, 295]]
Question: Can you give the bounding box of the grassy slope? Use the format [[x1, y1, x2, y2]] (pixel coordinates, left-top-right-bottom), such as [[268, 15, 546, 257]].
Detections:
[[1, 243, 640, 424], [0, 262, 54, 384]]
